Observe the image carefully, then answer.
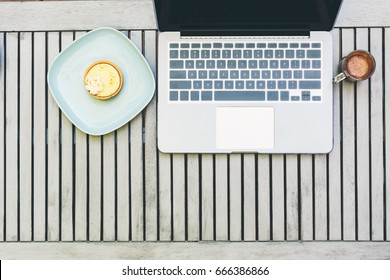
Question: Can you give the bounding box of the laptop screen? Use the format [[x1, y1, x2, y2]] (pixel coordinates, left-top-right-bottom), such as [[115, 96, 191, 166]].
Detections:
[[154, 0, 343, 32]]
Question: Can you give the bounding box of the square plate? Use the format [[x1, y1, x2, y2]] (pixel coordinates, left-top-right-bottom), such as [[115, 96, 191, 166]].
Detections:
[[47, 27, 155, 135]]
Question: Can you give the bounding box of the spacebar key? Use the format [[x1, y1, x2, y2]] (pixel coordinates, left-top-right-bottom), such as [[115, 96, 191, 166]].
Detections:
[[215, 91, 265, 101]]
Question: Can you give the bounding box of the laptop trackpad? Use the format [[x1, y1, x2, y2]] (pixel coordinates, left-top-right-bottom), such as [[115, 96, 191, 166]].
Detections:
[[216, 107, 274, 150]]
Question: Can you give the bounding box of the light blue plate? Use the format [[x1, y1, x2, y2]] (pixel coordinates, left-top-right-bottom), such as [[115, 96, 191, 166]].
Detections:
[[47, 27, 155, 135]]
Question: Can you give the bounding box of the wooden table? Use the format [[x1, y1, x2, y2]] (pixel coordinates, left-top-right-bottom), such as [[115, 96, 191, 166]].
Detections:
[[0, 0, 390, 259]]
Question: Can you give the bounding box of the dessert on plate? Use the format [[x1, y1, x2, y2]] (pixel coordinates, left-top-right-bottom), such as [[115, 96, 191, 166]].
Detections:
[[84, 60, 123, 100]]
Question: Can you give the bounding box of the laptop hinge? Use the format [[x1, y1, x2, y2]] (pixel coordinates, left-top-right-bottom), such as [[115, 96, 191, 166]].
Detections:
[[180, 28, 310, 38]]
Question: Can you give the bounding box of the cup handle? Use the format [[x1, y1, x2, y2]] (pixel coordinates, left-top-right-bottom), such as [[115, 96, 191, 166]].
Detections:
[[333, 72, 346, 83]]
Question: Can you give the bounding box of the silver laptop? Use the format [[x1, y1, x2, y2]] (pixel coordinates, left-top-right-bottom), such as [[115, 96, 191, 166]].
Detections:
[[154, 0, 343, 153]]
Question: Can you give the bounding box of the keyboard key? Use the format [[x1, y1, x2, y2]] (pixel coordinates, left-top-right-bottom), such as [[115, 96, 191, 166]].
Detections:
[[291, 96, 300, 101], [275, 50, 284, 58], [262, 70, 271, 79], [225, 81, 234, 89], [251, 70, 260, 79], [193, 80, 202, 89], [254, 50, 263, 58], [170, 91, 178, 101], [170, 43, 179, 48], [291, 60, 300, 68], [312, 43, 321, 48], [219, 70, 229, 79], [299, 80, 321, 89], [191, 50, 200, 58], [235, 43, 244, 48], [290, 43, 299, 48], [249, 60, 257, 68], [265, 50, 273, 58], [280, 91, 290, 101], [228, 60, 237, 68], [196, 60, 205, 69], [238, 60, 247, 68], [302, 91, 311, 98], [235, 80, 245, 89], [301, 60, 311, 69], [170, 60, 184, 69], [170, 70, 186, 79], [268, 43, 277, 48], [215, 91, 265, 101], [201, 50, 210, 58], [212, 50, 221, 58], [286, 50, 295, 58], [241, 70, 250, 79], [246, 81, 255, 89], [307, 50, 321, 58], [180, 43, 190, 48], [185, 60, 194, 69], [267, 91, 279, 101], [312, 60, 321, 68], [213, 43, 222, 48], [279, 43, 288, 48], [259, 60, 268, 68], [222, 50, 231, 58], [243, 50, 252, 58], [296, 50, 305, 58], [233, 50, 242, 58], [270, 60, 279, 68], [283, 70, 292, 79], [214, 80, 223, 89], [278, 81, 287, 89], [267, 81, 276, 89], [188, 70, 197, 79], [206, 60, 215, 68], [202, 43, 211, 48], [230, 70, 239, 79], [246, 43, 255, 48], [191, 43, 200, 48], [280, 60, 289, 68], [199, 70, 207, 79], [257, 80, 266, 89], [170, 81, 191, 89], [224, 43, 234, 48], [201, 91, 213, 101], [180, 50, 189, 58], [170, 50, 179, 58], [257, 43, 266, 48], [191, 91, 200, 100], [312, 96, 322, 101], [202, 77, 212, 87], [288, 81, 297, 89], [304, 70, 321, 79], [272, 70, 281, 79], [217, 60, 226, 68], [301, 43, 310, 48], [294, 70, 303, 79], [180, 91, 189, 101], [209, 70, 218, 79]]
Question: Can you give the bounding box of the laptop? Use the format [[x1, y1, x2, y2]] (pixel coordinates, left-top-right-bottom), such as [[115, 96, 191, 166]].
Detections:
[[154, 0, 343, 153]]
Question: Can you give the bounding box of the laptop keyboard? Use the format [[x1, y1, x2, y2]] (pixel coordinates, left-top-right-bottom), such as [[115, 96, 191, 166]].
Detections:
[[168, 42, 323, 102]]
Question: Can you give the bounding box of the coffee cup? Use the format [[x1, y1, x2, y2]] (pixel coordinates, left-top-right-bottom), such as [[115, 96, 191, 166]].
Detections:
[[333, 50, 376, 83]]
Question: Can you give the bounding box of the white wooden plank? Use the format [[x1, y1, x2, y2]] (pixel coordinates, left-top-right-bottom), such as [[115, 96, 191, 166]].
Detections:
[[0, 0, 390, 31], [385, 28, 390, 241], [201, 154, 214, 240], [187, 154, 200, 241], [116, 123, 130, 241], [103, 132, 116, 241], [314, 155, 327, 240], [341, 28, 356, 241], [300, 155, 313, 240], [271, 155, 285, 241], [33, 32, 47, 241], [88, 135, 102, 241], [5, 32, 18, 241], [59, 32, 74, 241], [258, 155, 270, 240], [47, 32, 60, 241], [0, 1, 156, 31], [329, 28, 342, 240], [158, 152, 172, 241], [244, 155, 256, 241], [286, 155, 299, 240], [172, 154, 185, 241], [229, 154, 241, 241], [215, 154, 228, 241], [0, 32, 4, 241], [129, 30, 144, 241], [3, 242, 390, 260], [19, 32, 32, 241], [355, 28, 370, 241], [370, 28, 384, 241], [144, 30, 158, 241]]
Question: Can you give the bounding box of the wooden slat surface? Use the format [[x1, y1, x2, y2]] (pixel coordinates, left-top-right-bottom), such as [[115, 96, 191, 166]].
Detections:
[[0, 26, 389, 258]]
